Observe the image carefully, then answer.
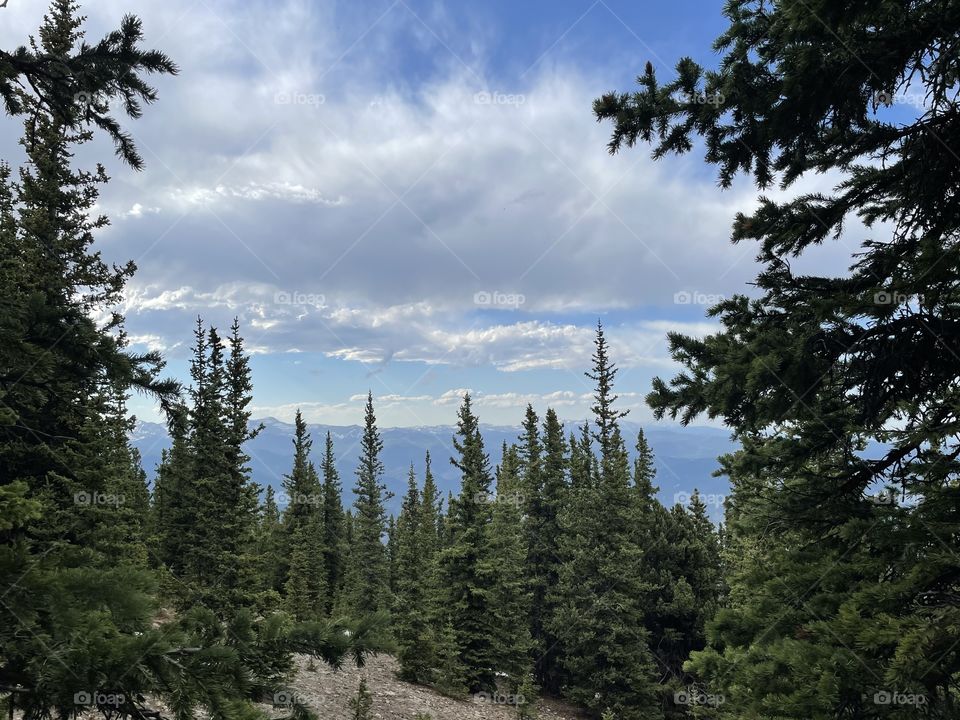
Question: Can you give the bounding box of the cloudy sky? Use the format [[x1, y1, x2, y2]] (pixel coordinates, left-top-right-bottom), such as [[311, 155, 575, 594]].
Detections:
[[1, 0, 862, 427]]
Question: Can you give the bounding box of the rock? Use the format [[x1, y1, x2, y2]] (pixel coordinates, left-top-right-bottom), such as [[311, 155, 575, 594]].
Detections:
[[261, 654, 586, 720]]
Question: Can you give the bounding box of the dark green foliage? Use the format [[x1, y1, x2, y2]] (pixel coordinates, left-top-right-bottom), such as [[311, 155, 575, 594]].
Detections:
[[393, 465, 436, 683], [551, 326, 662, 720], [488, 445, 534, 687], [345, 392, 391, 615], [349, 676, 373, 720], [285, 514, 326, 621], [320, 431, 346, 614], [0, 0, 178, 169], [282, 411, 322, 534], [596, 0, 960, 715], [440, 394, 499, 693], [255, 485, 284, 601], [0, 7, 386, 720], [526, 409, 567, 691], [280, 412, 327, 620], [155, 319, 259, 615], [387, 514, 398, 596]]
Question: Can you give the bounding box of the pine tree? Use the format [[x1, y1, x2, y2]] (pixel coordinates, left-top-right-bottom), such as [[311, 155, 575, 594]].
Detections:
[[285, 512, 326, 620], [153, 405, 193, 579], [0, 8, 390, 720], [349, 676, 374, 720], [529, 408, 567, 691], [282, 410, 322, 533], [279, 410, 326, 619], [551, 325, 661, 720], [440, 394, 498, 692], [394, 465, 436, 682], [419, 452, 442, 558], [345, 392, 391, 615], [221, 318, 261, 605], [487, 444, 534, 688], [386, 513, 399, 596], [255, 485, 284, 601], [173, 321, 260, 614], [596, 1, 960, 713], [321, 431, 345, 614]]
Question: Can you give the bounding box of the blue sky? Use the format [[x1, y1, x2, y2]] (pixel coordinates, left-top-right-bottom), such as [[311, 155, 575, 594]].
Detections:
[[0, 0, 864, 427]]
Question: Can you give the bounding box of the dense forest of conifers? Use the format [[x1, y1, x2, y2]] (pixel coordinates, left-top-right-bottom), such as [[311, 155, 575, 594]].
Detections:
[[149, 315, 723, 720], [2, 1, 959, 719]]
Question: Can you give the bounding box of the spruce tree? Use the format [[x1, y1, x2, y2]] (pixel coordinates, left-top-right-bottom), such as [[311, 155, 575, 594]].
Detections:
[[320, 431, 345, 614], [285, 512, 326, 621], [0, 6, 389, 719], [255, 485, 284, 600], [345, 392, 391, 615], [530, 408, 568, 692], [393, 465, 436, 682], [280, 410, 326, 619], [596, 1, 960, 713], [388, 514, 399, 595], [440, 394, 498, 692], [551, 325, 661, 720], [487, 444, 534, 688]]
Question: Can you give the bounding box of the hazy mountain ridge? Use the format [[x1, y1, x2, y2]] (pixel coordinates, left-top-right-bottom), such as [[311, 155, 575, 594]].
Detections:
[[133, 417, 736, 519]]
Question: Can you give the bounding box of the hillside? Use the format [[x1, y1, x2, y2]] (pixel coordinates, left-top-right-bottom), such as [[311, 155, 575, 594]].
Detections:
[[276, 654, 584, 720]]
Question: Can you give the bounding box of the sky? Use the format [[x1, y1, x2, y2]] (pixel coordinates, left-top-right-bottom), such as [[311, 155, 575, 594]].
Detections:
[[0, 0, 864, 427]]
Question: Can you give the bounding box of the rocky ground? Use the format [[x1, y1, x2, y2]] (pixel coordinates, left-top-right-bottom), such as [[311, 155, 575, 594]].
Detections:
[[275, 654, 586, 720]]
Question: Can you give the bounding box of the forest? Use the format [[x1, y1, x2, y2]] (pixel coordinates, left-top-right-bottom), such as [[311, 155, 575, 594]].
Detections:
[[1, 1, 958, 719]]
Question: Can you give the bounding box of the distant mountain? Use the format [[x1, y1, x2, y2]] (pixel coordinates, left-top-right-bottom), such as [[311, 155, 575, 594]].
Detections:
[[131, 418, 736, 520]]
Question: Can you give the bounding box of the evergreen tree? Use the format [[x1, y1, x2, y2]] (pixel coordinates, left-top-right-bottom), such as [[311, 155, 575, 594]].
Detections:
[[345, 393, 391, 615], [255, 485, 284, 600], [153, 406, 193, 578], [280, 411, 326, 619], [282, 410, 322, 533], [488, 444, 534, 688], [419, 452, 442, 558], [285, 512, 326, 621], [386, 513, 399, 596], [0, 6, 390, 720], [320, 431, 345, 614], [551, 325, 661, 720], [529, 408, 568, 691], [440, 394, 498, 692], [596, 0, 960, 713], [568, 422, 593, 492], [173, 321, 259, 614], [394, 465, 435, 682]]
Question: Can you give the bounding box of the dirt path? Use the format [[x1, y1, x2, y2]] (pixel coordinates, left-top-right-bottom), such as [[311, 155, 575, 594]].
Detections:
[[278, 654, 586, 720]]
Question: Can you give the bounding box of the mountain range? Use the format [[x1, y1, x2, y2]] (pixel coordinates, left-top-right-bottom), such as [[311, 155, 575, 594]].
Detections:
[[131, 418, 736, 521]]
